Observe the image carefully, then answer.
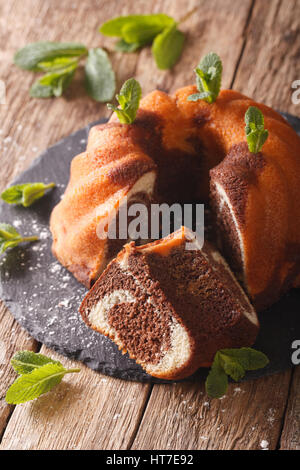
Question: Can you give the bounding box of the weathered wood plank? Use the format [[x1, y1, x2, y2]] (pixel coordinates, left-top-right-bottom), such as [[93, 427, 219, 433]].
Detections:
[[0, 346, 151, 450], [132, 372, 291, 450], [280, 366, 300, 450], [232, 0, 300, 115]]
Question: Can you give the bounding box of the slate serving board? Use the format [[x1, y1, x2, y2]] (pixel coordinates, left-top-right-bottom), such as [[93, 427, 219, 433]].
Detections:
[[0, 114, 299, 384]]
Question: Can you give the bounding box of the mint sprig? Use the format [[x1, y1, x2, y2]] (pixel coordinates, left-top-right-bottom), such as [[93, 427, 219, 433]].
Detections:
[[99, 14, 185, 69], [1, 182, 55, 207], [205, 347, 269, 399], [6, 351, 80, 404], [245, 106, 269, 153], [0, 223, 38, 255], [188, 52, 222, 103], [14, 42, 115, 102], [107, 78, 142, 124]]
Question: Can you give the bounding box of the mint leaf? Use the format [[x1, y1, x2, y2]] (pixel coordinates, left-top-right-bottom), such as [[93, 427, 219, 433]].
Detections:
[[188, 52, 222, 103], [11, 350, 61, 375], [0, 223, 38, 255], [30, 62, 77, 98], [205, 348, 269, 399], [29, 82, 54, 98], [115, 39, 144, 53], [186, 91, 212, 102], [1, 182, 55, 207], [99, 14, 174, 39], [245, 106, 269, 153], [99, 15, 145, 37], [218, 353, 245, 382], [205, 353, 228, 399], [100, 15, 185, 70], [6, 362, 80, 404], [121, 16, 175, 44], [219, 347, 269, 371], [37, 57, 79, 72], [14, 41, 87, 71], [85, 48, 116, 102], [152, 24, 185, 70], [0, 223, 22, 240], [107, 78, 142, 124]]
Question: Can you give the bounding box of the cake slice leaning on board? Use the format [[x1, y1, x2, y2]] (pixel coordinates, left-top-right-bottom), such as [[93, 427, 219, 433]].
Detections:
[[80, 227, 259, 380]]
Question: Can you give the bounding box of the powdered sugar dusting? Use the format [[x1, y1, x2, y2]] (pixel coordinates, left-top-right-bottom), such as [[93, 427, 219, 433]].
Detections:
[[260, 440, 269, 450]]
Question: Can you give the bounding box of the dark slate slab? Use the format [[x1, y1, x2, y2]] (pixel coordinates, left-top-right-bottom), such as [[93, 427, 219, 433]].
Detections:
[[0, 114, 299, 384]]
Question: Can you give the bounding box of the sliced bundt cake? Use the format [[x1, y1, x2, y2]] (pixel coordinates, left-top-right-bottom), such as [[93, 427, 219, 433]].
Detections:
[[50, 56, 300, 311], [79, 227, 259, 380]]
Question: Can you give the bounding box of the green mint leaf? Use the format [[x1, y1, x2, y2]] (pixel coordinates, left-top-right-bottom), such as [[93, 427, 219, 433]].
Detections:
[[219, 347, 269, 371], [121, 16, 175, 44], [11, 350, 62, 375], [30, 62, 77, 98], [5, 362, 80, 404], [152, 24, 185, 70], [29, 82, 54, 98], [84, 48, 116, 102], [114, 39, 144, 53], [205, 348, 269, 399], [245, 106, 269, 153], [187, 91, 212, 102], [218, 353, 245, 382], [100, 15, 146, 37], [37, 57, 79, 72], [107, 78, 142, 124], [0, 223, 38, 255], [99, 14, 174, 39], [14, 41, 87, 71], [189, 52, 222, 103], [205, 352, 228, 399], [1, 182, 55, 207], [0, 223, 21, 240], [107, 104, 131, 124]]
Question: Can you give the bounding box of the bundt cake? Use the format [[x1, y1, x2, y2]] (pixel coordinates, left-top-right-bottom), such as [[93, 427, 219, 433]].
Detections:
[[79, 227, 259, 380], [50, 80, 300, 311]]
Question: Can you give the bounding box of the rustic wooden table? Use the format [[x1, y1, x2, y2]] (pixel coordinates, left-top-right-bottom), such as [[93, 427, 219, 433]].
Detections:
[[0, 0, 299, 451]]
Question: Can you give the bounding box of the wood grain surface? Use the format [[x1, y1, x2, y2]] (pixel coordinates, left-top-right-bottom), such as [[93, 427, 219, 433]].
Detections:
[[0, 0, 299, 450]]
